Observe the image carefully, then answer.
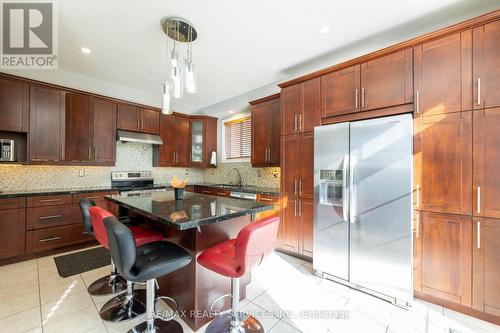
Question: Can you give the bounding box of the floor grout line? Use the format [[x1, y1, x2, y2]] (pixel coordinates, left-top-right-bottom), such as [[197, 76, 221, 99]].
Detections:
[[36, 259, 44, 333]]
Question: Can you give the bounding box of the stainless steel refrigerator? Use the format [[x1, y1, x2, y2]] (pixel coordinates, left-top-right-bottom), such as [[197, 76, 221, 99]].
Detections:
[[313, 114, 413, 307]]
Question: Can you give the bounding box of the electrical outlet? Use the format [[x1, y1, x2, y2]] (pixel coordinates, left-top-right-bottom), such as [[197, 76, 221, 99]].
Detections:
[[273, 170, 279, 178], [78, 169, 85, 177], [257, 170, 262, 177], [185, 169, 189, 175]]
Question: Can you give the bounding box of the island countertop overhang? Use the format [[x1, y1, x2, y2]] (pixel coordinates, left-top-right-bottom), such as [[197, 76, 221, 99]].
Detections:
[[105, 190, 274, 230]]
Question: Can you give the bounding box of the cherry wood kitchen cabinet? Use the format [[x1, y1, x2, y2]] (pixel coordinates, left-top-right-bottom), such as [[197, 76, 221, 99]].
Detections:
[[250, 94, 280, 167], [0, 197, 26, 260], [93, 98, 117, 164], [416, 112, 472, 216], [322, 65, 361, 118], [414, 31, 472, 117], [360, 49, 413, 111], [255, 194, 280, 220], [281, 78, 320, 135], [0, 76, 29, 132], [299, 132, 314, 199], [154, 113, 214, 168], [279, 196, 299, 253], [117, 103, 159, 134], [65, 93, 94, 161], [280, 134, 300, 196], [473, 217, 500, 316], [189, 116, 217, 167], [473, 20, 500, 110], [473, 108, 500, 219], [299, 198, 314, 257], [415, 211, 472, 306], [29, 85, 65, 162]]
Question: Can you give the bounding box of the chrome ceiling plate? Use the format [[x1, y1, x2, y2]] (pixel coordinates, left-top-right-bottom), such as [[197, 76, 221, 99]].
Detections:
[[161, 17, 197, 42]]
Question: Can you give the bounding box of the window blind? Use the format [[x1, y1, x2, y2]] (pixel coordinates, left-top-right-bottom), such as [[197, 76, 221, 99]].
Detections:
[[224, 116, 251, 159]]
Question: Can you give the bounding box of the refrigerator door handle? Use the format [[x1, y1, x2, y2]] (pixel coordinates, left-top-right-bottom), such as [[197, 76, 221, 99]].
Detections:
[[349, 156, 356, 224], [342, 154, 349, 222]]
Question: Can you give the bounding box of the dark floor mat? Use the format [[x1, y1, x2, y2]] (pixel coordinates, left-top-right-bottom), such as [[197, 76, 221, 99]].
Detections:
[[54, 247, 110, 278]]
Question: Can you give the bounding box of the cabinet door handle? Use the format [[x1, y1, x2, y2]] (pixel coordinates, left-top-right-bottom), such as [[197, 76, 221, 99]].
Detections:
[[299, 114, 303, 131], [415, 213, 419, 238], [39, 236, 62, 243], [294, 179, 298, 195], [268, 147, 271, 162], [299, 179, 302, 195], [355, 89, 359, 109], [477, 78, 481, 106], [415, 90, 420, 114], [294, 200, 297, 217], [94, 145, 97, 161], [61, 146, 64, 160], [294, 114, 298, 131], [416, 184, 420, 207], [141, 117, 144, 130], [361, 88, 365, 108], [298, 200, 302, 217], [477, 221, 481, 249], [477, 186, 481, 214], [39, 214, 63, 220], [39, 198, 62, 203], [88, 146, 91, 160], [137, 117, 140, 130]]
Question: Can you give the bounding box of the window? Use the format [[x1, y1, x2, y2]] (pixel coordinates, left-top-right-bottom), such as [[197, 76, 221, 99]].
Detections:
[[224, 116, 251, 160]]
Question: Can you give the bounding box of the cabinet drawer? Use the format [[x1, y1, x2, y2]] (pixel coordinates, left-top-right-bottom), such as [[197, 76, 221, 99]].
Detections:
[[257, 194, 279, 203], [72, 191, 110, 204], [0, 197, 26, 210], [27, 204, 82, 230], [27, 224, 93, 254], [27, 194, 72, 207], [213, 189, 229, 197]]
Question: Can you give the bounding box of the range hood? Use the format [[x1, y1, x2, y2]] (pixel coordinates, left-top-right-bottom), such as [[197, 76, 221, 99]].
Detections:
[[117, 130, 163, 145]]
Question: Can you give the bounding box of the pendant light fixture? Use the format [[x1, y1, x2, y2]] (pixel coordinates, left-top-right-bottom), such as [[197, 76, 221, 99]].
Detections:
[[161, 17, 198, 114]]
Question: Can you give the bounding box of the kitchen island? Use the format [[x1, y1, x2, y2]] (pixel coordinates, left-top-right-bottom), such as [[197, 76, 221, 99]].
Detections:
[[105, 190, 273, 330]]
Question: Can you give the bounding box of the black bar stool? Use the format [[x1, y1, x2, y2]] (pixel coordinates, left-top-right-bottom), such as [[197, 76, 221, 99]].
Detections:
[[104, 215, 192, 333], [79, 198, 127, 295]]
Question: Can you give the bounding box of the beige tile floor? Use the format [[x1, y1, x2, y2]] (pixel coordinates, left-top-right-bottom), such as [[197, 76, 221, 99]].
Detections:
[[1, 248, 499, 333]]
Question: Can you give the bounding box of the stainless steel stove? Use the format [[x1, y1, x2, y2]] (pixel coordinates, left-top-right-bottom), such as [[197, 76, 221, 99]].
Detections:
[[111, 171, 166, 193]]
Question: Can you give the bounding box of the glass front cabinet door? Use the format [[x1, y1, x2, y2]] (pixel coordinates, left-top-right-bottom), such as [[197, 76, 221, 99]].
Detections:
[[190, 119, 204, 164]]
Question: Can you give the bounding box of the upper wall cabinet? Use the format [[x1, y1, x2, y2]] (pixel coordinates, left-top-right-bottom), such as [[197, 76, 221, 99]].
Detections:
[[321, 49, 413, 119], [473, 20, 500, 110], [414, 31, 472, 117], [29, 85, 65, 162], [0, 77, 29, 132], [65, 93, 94, 161], [117, 104, 159, 134], [65, 93, 117, 165], [250, 94, 281, 167], [189, 116, 217, 167], [281, 78, 320, 135]]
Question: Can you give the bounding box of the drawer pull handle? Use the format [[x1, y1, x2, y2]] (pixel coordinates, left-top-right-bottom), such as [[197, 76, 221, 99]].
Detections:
[[39, 214, 63, 220], [259, 198, 274, 202], [217, 192, 226, 195], [82, 232, 89, 235], [39, 236, 62, 243], [39, 199, 63, 203]]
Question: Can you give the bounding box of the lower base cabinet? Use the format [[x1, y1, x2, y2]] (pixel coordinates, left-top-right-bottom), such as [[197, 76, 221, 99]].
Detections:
[[414, 211, 472, 306], [473, 217, 500, 316], [0, 208, 26, 260], [26, 224, 92, 253], [278, 196, 313, 258]]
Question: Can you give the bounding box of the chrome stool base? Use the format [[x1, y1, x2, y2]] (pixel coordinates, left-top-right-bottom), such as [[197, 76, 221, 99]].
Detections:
[[99, 288, 146, 322], [87, 274, 127, 296], [205, 313, 264, 333], [127, 319, 183, 333]]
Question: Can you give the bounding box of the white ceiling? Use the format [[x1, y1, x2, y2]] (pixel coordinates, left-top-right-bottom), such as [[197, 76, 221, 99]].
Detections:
[[3, 0, 499, 114]]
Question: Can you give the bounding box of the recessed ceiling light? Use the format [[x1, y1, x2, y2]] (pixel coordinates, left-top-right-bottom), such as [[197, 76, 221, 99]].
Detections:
[[229, 110, 235, 114], [320, 26, 331, 34], [80, 47, 91, 54]]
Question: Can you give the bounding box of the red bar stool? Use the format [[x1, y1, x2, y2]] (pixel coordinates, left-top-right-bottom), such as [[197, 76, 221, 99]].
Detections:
[[79, 198, 127, 296], [197, 216, 280, 333], [89, 206, 164, 322]]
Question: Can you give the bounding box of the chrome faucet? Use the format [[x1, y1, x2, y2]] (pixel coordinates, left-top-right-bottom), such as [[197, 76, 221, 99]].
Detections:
[[229, 168, 243, 188]]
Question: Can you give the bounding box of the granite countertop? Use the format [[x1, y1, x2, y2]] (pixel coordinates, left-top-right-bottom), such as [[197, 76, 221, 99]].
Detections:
[[0, 183, 279, 199], [105, 190, 273, 230]]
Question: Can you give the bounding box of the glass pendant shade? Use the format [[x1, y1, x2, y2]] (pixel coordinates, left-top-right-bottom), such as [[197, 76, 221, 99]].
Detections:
[[162, 82, 172, 115], [171, 66, 183, 99], [185, 60, 197, 93]]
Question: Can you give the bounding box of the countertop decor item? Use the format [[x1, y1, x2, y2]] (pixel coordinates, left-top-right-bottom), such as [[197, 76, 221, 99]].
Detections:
[[171, 175, 188, 200]]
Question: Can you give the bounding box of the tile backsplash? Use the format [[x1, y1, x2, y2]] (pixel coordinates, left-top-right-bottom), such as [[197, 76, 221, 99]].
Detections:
[[0, 143, 280, 191], [204, 162, 280, 188]]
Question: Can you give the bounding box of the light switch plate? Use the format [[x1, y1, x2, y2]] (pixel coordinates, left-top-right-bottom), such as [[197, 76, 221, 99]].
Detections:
[[78, 169, 85, 177]]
